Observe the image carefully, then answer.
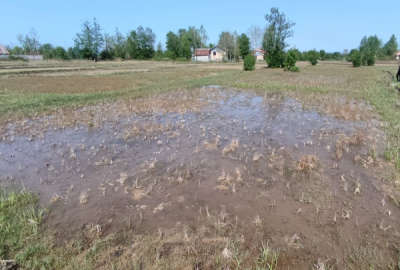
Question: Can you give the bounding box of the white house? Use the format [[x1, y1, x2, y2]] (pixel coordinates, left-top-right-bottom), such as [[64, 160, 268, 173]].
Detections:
[[193, 47, 225, 62], [0, 44, 9, 55], [253, 49, 265, 61], [396, 51, 400, 60], [0, 44, 9, 59]]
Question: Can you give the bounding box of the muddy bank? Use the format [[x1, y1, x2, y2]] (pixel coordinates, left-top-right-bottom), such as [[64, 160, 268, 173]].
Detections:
[[0, 87, 398, 268]]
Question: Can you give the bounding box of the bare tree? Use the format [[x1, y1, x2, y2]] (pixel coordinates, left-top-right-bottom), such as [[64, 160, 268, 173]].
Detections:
[[199, 25, 208, 47], [247, 25, 263, 50], [17, 28, 40, 55]]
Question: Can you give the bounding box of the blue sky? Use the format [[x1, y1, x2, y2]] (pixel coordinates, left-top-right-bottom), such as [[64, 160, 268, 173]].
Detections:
[[1, 0, 398, 52]]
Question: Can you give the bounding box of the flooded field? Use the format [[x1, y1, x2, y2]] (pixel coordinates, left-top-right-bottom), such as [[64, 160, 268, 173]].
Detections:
[[1, 85, 399, 268]]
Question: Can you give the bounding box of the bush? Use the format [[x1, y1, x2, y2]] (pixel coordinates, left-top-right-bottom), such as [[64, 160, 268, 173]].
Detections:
[[366, 53, 375, 66], [266, 50, 285, 68], [283, 50, 298, 72], [307, 50, 319, 65], [243, 55, 256, 71], [286, 66, 300, 72], [351, 50, 361, 67]]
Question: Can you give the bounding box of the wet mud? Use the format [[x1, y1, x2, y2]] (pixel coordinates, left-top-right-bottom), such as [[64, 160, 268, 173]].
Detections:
[[0, 86, 398, 268]]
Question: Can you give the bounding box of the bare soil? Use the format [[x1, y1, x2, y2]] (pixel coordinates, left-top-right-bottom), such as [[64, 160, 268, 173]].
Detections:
[[1, 85, 399, 268]]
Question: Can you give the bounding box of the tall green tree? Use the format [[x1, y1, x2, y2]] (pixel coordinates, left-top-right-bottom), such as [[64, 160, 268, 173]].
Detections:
[[262, 8, 295, 68], [136, 26, 156, 59], [166, 31, 180, 59], [126, 30, 139, 59], [238, 33, 250, 59], [164, 26, 208, 60], [382, 34, 398, 57], [39, 43, 54, 59], [74, 18, 104, 59], [54, 46, 68, 59], [359, 35, 381, 66], [113, 29, 127, 59], [178, 29, 192, 59]]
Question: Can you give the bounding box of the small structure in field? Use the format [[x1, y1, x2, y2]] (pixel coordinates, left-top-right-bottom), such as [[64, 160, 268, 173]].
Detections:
[[396, 51, 400, 60], [253, 49, 265, 61], [0, 44, 9, 55], [193, 47, 225, 62], [0, 44, 9, 59]]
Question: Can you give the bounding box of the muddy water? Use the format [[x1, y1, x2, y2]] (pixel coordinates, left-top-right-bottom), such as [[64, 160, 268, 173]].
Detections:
[[0, 87, 397, 267]]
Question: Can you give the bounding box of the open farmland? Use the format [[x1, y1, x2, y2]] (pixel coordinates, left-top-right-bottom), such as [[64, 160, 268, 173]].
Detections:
[[2, 60, 400, 269]]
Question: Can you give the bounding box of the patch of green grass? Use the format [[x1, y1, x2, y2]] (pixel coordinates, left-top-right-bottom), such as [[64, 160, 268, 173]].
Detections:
[[0, 188, 60, 269], [0, 189, 43, 259]]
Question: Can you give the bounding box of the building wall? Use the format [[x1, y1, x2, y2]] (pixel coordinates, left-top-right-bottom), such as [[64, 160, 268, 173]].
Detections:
[[256, 54, 264, 61], [194, 55, 210, 62], [17, 55, 44, 60], [210, 50, 224, 61]]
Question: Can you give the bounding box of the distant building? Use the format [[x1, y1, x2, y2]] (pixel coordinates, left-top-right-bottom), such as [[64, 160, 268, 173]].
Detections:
[[253, 49, 265, 61], [396, 51, 400, 60], [0, 45, 10, 59], [193, 47, 225, 62], [0, 44, 43, 60], [0, 44, 9, 56]]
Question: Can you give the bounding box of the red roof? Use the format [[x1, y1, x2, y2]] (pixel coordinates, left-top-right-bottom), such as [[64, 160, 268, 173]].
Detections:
[[194, 48, 210, 56]]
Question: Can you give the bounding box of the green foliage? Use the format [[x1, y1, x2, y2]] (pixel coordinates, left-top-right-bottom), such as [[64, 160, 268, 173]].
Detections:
[[238, 33, 250, 59], [74, 18, 104, 59], [283, 49, 299, 72], [266, 49, 285, 68], [307, 50, 319, 65], [358, 35, 381, 66], [9, 46, 24, 55], [319, 50, 326, 60], [350, 49, 362, 67], [100, 48, 114, 60], [166, 32, 180, 60], [126, 26, 155, 59], [154, 42, 164, 60], [54, 46, 68, 60], [382, 34, 398, 57], [166, 26, 208, 60], [255, 242, 279, 270], [39, 43, 54, 59], [263, 7, 295, 68], [0, 189, 43, 259], [67, 47, 81, 59], [243, 55, 256, 71]]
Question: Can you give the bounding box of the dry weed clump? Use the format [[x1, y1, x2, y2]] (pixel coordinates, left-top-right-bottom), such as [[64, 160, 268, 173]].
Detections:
[[296, 155, 319, 174], [335, 132, 365, 160], [222, 139, 240, 156]]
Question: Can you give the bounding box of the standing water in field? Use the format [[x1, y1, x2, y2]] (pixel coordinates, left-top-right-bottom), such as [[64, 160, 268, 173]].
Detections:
[[0, 86, 397, 268]]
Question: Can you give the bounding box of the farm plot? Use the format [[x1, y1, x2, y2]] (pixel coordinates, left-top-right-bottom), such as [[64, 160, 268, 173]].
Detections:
[[1, 81, 400, 269]]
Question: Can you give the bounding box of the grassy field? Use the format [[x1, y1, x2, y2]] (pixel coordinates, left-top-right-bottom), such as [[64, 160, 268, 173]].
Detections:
[[1, 59, 400, 269]]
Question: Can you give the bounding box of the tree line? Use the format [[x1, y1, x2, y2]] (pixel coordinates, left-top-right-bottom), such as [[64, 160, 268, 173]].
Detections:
[[6, 12, 399, 68]]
